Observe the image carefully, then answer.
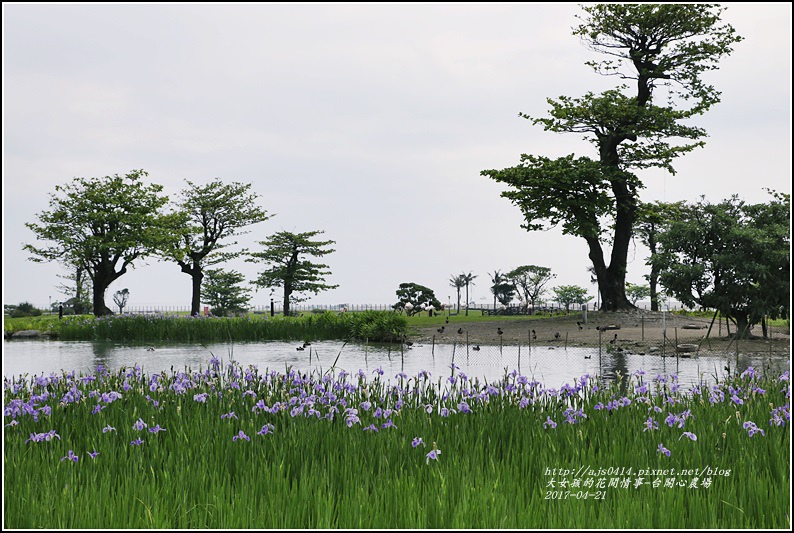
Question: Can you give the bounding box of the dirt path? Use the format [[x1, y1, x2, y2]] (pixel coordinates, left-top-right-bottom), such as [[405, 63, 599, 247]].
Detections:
[[410, 310, 790, 356]]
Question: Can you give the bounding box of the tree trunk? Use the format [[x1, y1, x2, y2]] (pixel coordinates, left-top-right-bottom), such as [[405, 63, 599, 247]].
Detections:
[[465, 285, 469, 316], [190, 269, 203, 316], [585, 235, 634, 312], [731, 310, 753, 340], [91, 264, 123, 316], [647, 232, 660, 312], [283, 285, 292, 316], [179, 261, 204, 316], [92, 277, 113, 316]]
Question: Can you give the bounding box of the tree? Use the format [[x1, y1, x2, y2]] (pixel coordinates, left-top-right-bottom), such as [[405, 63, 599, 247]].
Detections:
[[393, 283, 442, 317], [489, 270, 515, 308], [112, 288, 130, 314], [24, 170, 173, 316], [653, 192, 790, 339], [508, 265, 555, 313], [56, 264, 91, 315], [634, 201, 685, 311], [625, 283, 650, 306], [165, 179, 271, 316], [481, 5, 742, 311], [461, 272, 477, 316], [449, 274, 466, 313], [552, 285, 593, 313], [200, 268, 252, 317], [248, 230, 338, 316]]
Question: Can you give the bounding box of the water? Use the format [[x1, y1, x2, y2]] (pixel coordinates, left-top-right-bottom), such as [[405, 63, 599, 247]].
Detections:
[[2, 339, 788, 388]]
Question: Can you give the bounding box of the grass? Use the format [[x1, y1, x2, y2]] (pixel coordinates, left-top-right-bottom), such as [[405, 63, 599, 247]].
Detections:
[[3, 359, 790, 529], [3, 311, 408, 343]]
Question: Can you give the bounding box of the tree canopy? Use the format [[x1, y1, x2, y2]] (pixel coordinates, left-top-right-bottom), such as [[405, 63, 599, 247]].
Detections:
[[201, 268, 253, 317], [247, 230, 338, 316], [482, 4, 742, 311], [393, 283, 442, 317], [653, 192, 790, 338], [508, 265, 555, 312], [24, 170, 173, 315], [165, 178, 271, 316]]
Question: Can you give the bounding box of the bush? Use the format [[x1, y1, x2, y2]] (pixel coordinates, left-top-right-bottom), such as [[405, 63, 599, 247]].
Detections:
[[10, 302, 43, 318]]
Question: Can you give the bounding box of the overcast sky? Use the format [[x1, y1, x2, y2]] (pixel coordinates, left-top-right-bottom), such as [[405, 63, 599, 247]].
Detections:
[[3, 3, 791, 311]]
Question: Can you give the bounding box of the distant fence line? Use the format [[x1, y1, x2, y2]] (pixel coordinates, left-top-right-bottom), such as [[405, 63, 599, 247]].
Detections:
[[23, 300, 697, 316]]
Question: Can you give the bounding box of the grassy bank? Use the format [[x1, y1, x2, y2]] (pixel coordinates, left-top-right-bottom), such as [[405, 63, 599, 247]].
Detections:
[[3, 311, 408, 343], [3, 359, 789, 528]]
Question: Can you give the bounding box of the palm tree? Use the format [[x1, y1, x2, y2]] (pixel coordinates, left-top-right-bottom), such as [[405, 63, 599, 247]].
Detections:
[[449, 274, 466, 313], [461, 272, 478, 316]]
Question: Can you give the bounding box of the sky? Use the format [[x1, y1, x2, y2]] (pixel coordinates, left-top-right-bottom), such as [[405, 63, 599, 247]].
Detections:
[[3, 3, 792, 311]]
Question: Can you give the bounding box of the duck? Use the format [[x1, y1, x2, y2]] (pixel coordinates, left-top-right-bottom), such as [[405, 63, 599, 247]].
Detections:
[[437, 326, 445, 334], [497, 327, 504, 336], [457, 328, 464, 335], [472, 345, 480, 351], [531, 330, 537, 340]]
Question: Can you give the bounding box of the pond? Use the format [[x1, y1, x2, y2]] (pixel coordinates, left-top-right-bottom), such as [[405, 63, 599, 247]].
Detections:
[[3, 339, 788, 387]]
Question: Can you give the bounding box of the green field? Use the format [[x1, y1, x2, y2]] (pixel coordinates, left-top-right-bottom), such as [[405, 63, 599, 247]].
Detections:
[[3, 359, 789, 528]]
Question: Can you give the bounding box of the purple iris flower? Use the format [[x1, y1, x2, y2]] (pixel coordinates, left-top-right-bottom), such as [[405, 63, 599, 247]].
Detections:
[[643, 417, 658, 432], [543, 416, 557, 429], [743, 421, 766, 437], [149, 424, 167, 434], [220, 412, 238, 420], [60, 450, 79, 463], [381, 419, 397, 429], [132, 418, 148, 431], [657, 444, 671, 457], [193, 393, 208, 403], [130, 438, 144, 446], [679, 432, 697, 441], [363, 424, 379, 432], [88, 450, 100, 459], [258, 424, 275, 436], [232, 430, 250, 442], [426, 449, 441, 464], [102, 425, 116, 433], [412, 437, 424, 448]]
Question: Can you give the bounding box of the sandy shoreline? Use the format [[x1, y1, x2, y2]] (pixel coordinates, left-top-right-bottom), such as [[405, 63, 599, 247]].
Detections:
[[409, 310, 791, 357]]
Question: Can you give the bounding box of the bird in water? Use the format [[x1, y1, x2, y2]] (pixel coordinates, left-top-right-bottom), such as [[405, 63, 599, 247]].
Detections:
[[472, 345, 480, 351], [296, 346, 305, 351], [457, 328, 464, 335], [497, 327, 504, 336], [584, 354, 592, 359], [437, 326, 445, 334], [146, 347, 155, 352], [554, 332, 560, 340]]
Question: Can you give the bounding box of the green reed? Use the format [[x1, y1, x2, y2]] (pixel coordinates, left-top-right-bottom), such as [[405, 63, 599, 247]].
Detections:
[[44, 310, 407, 343]]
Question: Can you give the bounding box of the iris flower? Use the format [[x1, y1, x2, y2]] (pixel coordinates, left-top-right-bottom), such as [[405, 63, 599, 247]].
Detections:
[[232, 430, 250, 442], [657, 444, 671, 457], [60, 450, 79, 463]]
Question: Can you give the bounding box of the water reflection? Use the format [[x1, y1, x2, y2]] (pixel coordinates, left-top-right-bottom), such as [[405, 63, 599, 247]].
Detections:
[[2, 339, 789, 388]]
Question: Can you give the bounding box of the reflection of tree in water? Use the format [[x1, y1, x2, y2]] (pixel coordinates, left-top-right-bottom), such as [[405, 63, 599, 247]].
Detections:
[[91, 341, 117, 370], [599, 350, 631, 396]]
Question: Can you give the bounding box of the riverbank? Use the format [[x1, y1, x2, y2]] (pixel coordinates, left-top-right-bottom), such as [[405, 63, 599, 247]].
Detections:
[[409, 310, 791, 356]]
